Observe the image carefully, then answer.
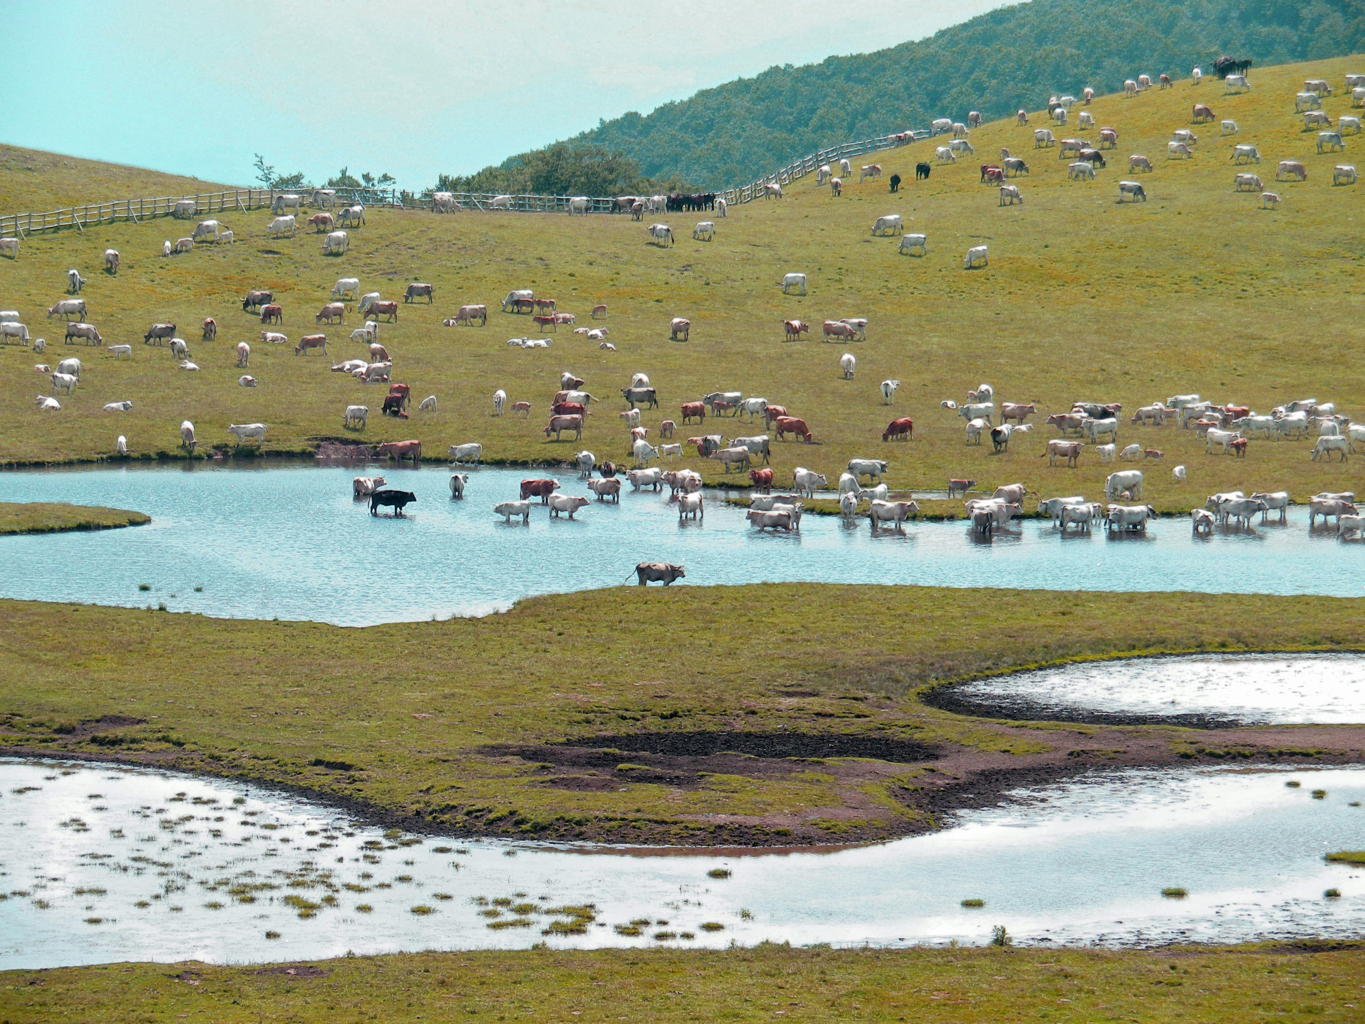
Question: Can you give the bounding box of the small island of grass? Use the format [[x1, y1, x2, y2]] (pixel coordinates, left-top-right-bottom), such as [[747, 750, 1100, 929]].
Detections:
[[1324, 851, 1365, 866], [0, 502, 150, 536]]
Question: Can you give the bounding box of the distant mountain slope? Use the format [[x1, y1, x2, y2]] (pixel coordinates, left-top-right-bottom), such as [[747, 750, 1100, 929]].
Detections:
[[0, 144, 235, 215], [464, 0, 1365, 190]]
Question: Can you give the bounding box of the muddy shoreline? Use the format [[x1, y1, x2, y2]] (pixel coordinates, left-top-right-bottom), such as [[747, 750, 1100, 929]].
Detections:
[[6, 720, 1363, 849]]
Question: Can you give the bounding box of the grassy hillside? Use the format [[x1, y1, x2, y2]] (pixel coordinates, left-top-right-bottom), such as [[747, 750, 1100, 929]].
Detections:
[[0, 143, 235, 216], [4, 587, 1364, 845], [492, 0, 1365, 187], [0, 56, 1363, 519], [7, 944, 1365, 1024]]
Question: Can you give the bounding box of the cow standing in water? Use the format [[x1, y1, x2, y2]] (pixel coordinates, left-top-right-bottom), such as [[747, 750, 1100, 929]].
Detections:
[[370, 490, 416, 516], [634, 562, 685, 586]]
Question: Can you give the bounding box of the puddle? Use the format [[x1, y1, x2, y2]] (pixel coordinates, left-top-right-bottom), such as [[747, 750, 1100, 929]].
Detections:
[[2, 759, 1362, 968], [933, 654, 1365, 726]]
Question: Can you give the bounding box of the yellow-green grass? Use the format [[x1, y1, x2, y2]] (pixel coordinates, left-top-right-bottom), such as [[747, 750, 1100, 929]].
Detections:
[[1325, 850, 1365, 864], [0, 57, 1362, 517], [0, 501, 147, 534], [5, 944, 1364, 1023], [0, 143, 236, 217], [4, 587, 1364, 845]]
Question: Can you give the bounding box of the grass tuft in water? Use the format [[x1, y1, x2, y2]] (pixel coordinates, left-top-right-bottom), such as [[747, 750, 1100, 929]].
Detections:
[[707, 868, 731, 879], [1325, 888, 1342, 898], [137, 584, 151, 592], [265, 930, 280, 940], [614, 924, 642, 937], [653, 932, 677, 941], [355, 904, 373, 913], [1162, 888, 1188, 899], [1312, 789, 1327, 800], [433, 893, 454, 901], [961, 899, 985, 908], [1325, 851, 1365, 865], [699, 922, 724, 932], [410, 905, 435, 915]]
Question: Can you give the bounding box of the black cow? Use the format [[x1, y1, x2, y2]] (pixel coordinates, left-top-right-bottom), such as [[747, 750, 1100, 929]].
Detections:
[[599, 461, 617, 478], [889, 173, 901, 193], [242, 290, 272, 312], [915, 163, 931, 180], [370, 490, 417, 517]]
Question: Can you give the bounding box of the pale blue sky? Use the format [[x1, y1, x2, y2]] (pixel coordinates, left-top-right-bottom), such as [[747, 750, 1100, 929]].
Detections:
[[1, 0, 1014, 189]]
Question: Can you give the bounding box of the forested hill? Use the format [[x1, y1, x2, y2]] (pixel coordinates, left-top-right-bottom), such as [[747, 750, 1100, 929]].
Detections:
[[440, 0, 1364, 193]]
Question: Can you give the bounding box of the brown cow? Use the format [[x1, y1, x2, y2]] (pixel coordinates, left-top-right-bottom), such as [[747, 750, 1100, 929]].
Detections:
[[543, 414, 583, 441], [376, 439, 421, 463], [763, 404, 789, 427], [749, 468, 774, 492], [315, 303, 345, 324], [369, 301, 399, 323], [552, 402, 586, 418], [295, 334, 328, 355], [1001, 402, 1036, 424], [532, 315, 557, 331], [782, 319, 808, 341], [520, 478, 561, 503], [680, 402, 705, 424], [882, 417, 914, 441], [774, 416, 813, 442], [260, 305, 283, 324]]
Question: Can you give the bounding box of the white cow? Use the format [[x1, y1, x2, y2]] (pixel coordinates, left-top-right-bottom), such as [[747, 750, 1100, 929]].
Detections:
[[449, 443, 483, 465], [950, 138, 974, 157], [180, 421, 196, 450], [898, 233, 927, 255], [1034, 129, 1055, 147], [1168, 141, 1193, 159], [50, 372, 77, 395], [792, 467, 827, 497], [102, 400, 132, 412], [271, 194, 303, 215], [567, 196, 591, 215], [1105, 470, 1143, 500], [1234, 173, 1263, 191], [108, 344, 131, 359], [449, 473, 469, 499], [268, 215, 296, 238], [963, 245, 988, 269], [0, 237, 20, 258], [781, 273, 807, 295], [871, 214, 902, 236], [227, 423, 267, 445], [1231, 145, 1260, 164], [236, 342, 250, 367], [493, 389, 507, 416], [936, 146, 956, 164], [192, 219, 222, 242], [239, 375, 258, 387], [691, 221, 715, 241], [1318, 132, 1345, 153], [1221, 120, 1239, 134], [333, 278, 361, 301], [1118, 181, 1147, 202], [1312, 436, 1349, 462], [648, 224, 673, 246], [1296, 92, 1322, 112], [35, 396, 60, 411], [323, 230, 349, 254], [1334, 165, 1357, 185], [1340, 116, 1363, 135], [1068, 161, 1095, 180], [881, 379, 901, 404], [999, 184, 1023, 205], [839, 352, 856, 380], [859, 164, 882, 182]]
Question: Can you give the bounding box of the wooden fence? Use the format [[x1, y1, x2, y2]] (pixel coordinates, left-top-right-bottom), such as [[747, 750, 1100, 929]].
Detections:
[[0, 128, 932, 236]]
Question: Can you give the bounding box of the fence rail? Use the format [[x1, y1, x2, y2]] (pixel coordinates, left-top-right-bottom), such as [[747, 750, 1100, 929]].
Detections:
[[0, 128, 933, 237]]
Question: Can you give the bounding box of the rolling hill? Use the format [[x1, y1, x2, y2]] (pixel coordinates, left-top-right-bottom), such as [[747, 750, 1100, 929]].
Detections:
[[0, 144, 235, 217], [444, 0, 1365, 191]]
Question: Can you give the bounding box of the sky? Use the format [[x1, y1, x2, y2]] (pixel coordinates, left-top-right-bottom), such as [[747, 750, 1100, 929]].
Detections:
[[1, 0, 1015, 191]]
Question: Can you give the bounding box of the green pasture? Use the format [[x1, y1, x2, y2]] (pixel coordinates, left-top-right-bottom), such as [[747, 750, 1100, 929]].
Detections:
[[5, 943, 1364, 1024], [4, 587, 1364, 845], [0, 57, 1362, 514]]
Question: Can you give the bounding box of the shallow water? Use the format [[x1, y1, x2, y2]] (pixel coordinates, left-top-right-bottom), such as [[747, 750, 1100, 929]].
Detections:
[[1, 465, 1363, 624], [946, 654, 1365, 725], [2, 759, 1363, 968]]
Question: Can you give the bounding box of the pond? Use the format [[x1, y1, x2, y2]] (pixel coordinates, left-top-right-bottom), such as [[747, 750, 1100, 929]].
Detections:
[[932, 654, 1365, 726], [2, 759, 1363, 968], [1, 465, 1363, 625]]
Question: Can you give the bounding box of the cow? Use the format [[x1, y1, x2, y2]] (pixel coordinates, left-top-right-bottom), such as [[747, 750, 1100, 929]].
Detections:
[[268, 216, 296, 238], [1068, 162, 1095, 181], [519, 479, 561, 504], [47, 299, 86, 321], [1312, 436, 1350, 462], [936, 146, 956, 165], [108, 345, 131, 360], [1105, 470, 1144, 500], [494, 500, 532, 524], [376, 440, 421, 463], [860, 164, 882, 182], [365, 301, 398, 323], [1225, 74, 1250, 93], [179, 421, 196, 450], [1106, 504, 1158, 532], [543, 415, 583, 441], [0, 237, 19, 259], [628, 467, 664, 491], [1335, 165, 1358, 185], [692, 221, 715, 241], [1234, 173, 1263, 192], [1043, 439, 1083, 467], [1309, 497, 1357, 527], [295, 334, 327, 356], [353, 476, 386, 498], [64, 322, 101, 346], [338, 205, 365, 227], [227, 422, 266, 446], [781, 273, 807, 295], [963, 245, 989, 270], [999, 184, 1023, 205], [788, 466, 826, 497], [1060, 503, 1103, 532], [868, 500, 919, 532], [670, 318, 690, 341], [144, 322, 176, 345], [648, 224, 674, 246], [1034, 129, 1055, 148], [1277, 161, 1308, 181], [1168, 141, 1193, 159], [1231, 144, 1261, 164], [621, 387, 658, 409], [548, 493, 590, 519], [1318, 131, 1345, 154], [1340, 116, 1363, 135], [587, 477, 621, 502], [872, 214, 902, 236], [635, 562, 685, 586], [243, 290, 272, 312], [782, 319, 809, 342], [1118, 180, 1147, 202], [1296, 91, 1321, 112], [271, 194, 303, 216], [916, 162, 931, 180]]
